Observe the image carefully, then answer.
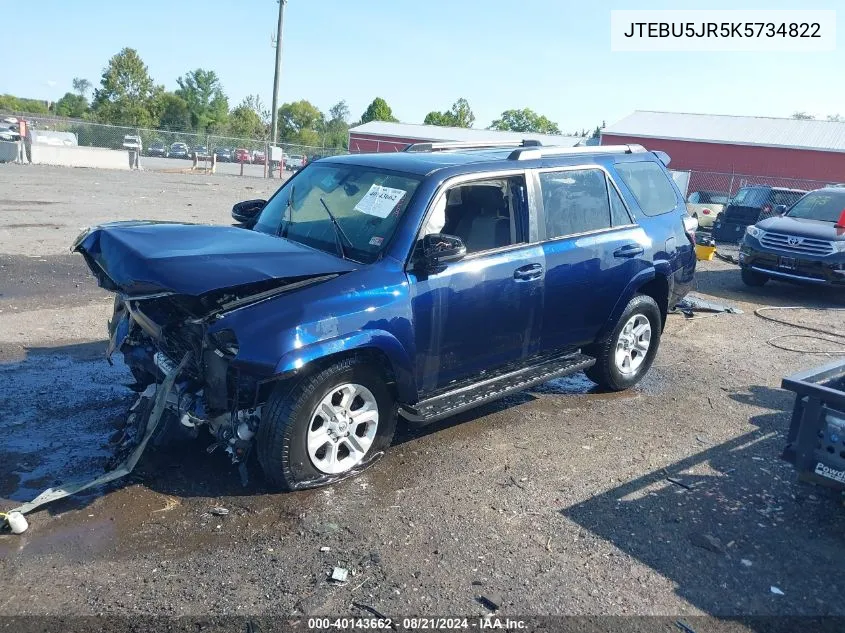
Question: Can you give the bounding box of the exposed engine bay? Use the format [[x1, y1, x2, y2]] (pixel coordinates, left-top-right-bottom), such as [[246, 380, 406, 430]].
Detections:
[[104, 275, 329, 469]]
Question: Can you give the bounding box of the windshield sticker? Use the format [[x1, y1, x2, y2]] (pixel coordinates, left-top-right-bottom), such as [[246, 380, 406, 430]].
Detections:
[[354, 184, 407, 218], [369, 236, 384, 246]]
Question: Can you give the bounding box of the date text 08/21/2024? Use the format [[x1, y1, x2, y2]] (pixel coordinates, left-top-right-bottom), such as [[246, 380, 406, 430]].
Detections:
[[306, 617, 528, 630]]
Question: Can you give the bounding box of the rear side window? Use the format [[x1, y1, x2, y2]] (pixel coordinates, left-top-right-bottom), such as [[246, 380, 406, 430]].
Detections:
[[615, 161, 678, 216], [540, 169, 612, 237], [731, 187, 766, 206], [773, 190, 805, 207]]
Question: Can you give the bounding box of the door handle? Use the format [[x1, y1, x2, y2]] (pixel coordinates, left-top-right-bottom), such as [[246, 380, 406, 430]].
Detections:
[[613, 244, 644, 258], [513, 263, 543, 281]]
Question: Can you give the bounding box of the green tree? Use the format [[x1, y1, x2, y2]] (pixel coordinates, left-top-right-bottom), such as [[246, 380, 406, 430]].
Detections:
[[92, 48, 159, 126], [791, 112, 815, 120], [489, 108, 561, 134], [72, 77, 92, 98], [0, 94, 49, 114], [360, 97, 398, 124], [155, 92, 191, 130], [228, 96, 267, 139], [423, 111, 448, 126], [330, 100, 350, 123], [277, 99, 325, 144], [424, 98, 475, 128], [242, 95, 271, 125], [175, 68, 229, 132], [54, 92, 89, 118], [323, 99, 350, 148]]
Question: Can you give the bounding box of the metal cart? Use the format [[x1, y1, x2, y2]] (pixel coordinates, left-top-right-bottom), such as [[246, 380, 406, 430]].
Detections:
[[782, 359, 845, 489]]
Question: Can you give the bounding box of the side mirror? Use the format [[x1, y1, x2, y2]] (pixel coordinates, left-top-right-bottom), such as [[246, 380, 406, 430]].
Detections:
[[418, 233, 466, 270], [231, 199, 266, 228], [774, 204, 787, 216]]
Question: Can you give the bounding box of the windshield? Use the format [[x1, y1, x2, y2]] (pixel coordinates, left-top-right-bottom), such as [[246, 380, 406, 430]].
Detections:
[[786, 190, 845, 222], [254, 162, 422, 264]]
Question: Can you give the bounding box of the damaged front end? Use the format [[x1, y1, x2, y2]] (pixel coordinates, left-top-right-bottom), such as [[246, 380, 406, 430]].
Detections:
[[74, 221, 354, 472], [107, 289, 265, 466]]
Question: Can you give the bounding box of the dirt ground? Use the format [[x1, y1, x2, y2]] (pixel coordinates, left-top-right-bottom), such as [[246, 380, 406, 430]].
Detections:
[[1, 164, 845, 626]]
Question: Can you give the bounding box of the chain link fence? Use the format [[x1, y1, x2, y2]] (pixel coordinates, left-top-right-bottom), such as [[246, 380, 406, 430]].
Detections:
[[1, 111, 348, 176], [676, 169, 841, 248], [675, 169, 839, 201]]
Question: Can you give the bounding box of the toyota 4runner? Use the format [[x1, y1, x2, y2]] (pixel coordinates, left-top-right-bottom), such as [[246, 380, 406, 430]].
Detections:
[[74, 141, 696, 490]]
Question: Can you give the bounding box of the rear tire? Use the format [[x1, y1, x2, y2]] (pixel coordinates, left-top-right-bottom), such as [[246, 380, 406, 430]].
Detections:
[[257, 357, 397, 490], [741, 267, 769, 287], [584, 294, 662, 391]]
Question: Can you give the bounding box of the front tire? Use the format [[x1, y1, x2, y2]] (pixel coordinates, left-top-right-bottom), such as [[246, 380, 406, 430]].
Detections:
[[257, 357, 397, 490], [741, 267, 769, 287], [584, 294, 662, 391]]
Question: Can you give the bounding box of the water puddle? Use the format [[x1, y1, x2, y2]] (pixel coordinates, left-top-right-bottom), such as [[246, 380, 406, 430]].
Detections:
[[0, 350, 133, 502]]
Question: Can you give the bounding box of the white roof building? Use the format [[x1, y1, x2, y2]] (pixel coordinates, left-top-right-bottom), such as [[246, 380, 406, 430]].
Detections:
[[602, 110, 845, 153], [349, 121, 586, 152]]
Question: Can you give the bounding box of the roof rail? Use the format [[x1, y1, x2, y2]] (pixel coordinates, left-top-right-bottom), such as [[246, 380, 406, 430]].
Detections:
[[403, 139, 542, 153], [508, 144, 648, 161]]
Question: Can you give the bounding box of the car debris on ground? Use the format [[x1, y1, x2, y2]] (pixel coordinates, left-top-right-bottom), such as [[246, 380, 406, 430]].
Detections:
[[330, 567, 349, 583]]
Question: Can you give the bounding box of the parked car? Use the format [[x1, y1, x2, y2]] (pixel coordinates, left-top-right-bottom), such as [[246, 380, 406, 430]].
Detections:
[[122, 135, 142, 152], [192, 146, 210, 160], [739, 186, 845, 287], [252, 150, 266, 165], [214, 148, 233, 163], [0, 122, 20, 142], [234, 148, 252, 164], [73, 141, 695, 490], [686, 190, 728, 229], [147, 142, 168, 158], [169, 143, 190, 159], [712, 185, 807, 242], [286, 154, 305, 170]]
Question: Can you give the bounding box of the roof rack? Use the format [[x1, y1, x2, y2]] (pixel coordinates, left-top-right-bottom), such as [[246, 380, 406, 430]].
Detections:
[[507, 144, 648, 161], [403, 139, 543, 152]]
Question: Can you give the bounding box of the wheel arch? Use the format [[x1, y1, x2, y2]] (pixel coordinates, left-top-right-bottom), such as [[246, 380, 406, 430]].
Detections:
[[598, 266, 671, 340], [259, 330, 417, 405]]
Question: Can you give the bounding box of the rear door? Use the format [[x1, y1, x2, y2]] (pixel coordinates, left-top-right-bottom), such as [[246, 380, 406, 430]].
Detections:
[[534, 165, 650, 350]]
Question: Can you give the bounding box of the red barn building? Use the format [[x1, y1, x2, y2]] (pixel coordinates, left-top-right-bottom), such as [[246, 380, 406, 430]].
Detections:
[[601, 111, 845, 194], [349, 121, 585, 153]]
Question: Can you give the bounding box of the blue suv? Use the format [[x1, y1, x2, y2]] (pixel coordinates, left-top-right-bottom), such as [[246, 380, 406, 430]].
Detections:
[[74, 141, 696, 489]]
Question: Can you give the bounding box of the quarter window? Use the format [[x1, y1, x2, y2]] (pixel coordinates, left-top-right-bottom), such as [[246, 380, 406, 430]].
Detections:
[[540, 169, 612, 238], [609, 182, 633, 226], [615, 161, 678, 216]]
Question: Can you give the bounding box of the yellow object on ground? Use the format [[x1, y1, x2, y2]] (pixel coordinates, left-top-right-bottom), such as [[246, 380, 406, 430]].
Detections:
[[695, 244, 717, 261]]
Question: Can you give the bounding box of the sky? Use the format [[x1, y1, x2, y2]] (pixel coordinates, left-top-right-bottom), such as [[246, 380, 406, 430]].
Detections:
[[3, 0, 844, 132]]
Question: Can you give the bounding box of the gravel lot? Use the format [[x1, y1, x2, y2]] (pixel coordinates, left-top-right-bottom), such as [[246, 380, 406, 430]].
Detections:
[[1, 164, 845, 626]]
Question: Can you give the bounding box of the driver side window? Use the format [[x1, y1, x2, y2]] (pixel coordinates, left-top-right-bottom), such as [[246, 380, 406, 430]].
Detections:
[[422, 176, 528, 254]]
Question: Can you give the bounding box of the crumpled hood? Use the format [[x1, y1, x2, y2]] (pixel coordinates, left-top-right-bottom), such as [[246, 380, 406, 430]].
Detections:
[[74, 221, 358, 296], [758, 216, 845, 241]]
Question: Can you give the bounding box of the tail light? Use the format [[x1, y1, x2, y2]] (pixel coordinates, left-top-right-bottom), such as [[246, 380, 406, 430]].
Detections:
[[683, 216, 697, 246], [836, 209, 845, 229], [702, 208, 711, 215]]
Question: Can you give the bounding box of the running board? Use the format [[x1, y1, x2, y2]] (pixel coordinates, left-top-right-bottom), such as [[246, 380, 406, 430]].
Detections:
[[400, 353, 595, 425]]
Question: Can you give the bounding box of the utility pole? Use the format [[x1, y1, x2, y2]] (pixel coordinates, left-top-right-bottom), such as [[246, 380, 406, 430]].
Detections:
[[269, 0, 286, 153]]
